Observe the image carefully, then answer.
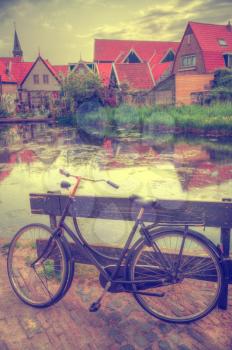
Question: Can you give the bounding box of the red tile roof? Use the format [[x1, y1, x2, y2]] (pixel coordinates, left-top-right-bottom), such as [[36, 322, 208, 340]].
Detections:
[[0, 61, 17, 83], [96, 63, 112, 86], [0, 56, 67, 85], [0, 56, 22, 65], [114, 63, 154, 90], [148, 51, 174, 82], [189, 22, 232, 72], [53, 65, 69, 77], [94, 39, 179, 62], [152, 61, 172, 81], [44, 58, 61, 80], [10, 62, 33, 84]]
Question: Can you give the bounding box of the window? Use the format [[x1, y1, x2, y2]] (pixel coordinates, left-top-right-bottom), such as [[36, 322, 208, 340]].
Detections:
[[87, 63, 94, 70], [162, 50, 175, 63], [33, 74, 39, 84], [223, 54, 232, 68], [182, 55, 196, 67], [124, 51, 141, 63], [43, 74, 49, 84], [218, 39, 227, 46]]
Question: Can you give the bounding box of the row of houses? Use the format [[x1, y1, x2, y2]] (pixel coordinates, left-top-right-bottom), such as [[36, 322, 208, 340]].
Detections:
[[0, 20, 232, 111]]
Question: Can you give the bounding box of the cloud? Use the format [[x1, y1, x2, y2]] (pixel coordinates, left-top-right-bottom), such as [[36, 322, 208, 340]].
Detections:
[[0, 0, 231, 62]]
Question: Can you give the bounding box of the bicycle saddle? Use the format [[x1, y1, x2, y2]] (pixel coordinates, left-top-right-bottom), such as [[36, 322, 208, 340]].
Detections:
[[130, 195, 157, 208]]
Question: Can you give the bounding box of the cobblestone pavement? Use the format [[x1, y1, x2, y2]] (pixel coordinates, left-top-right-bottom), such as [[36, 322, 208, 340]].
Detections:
[[1, 251, 232, 350]]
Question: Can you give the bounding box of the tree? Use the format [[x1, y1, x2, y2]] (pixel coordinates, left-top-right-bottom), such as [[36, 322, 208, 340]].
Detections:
[[61, 70, 103, 113], [209, 68, 232, 102]]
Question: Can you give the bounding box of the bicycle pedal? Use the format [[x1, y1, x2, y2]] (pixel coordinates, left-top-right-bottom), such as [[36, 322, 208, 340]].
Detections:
[[89, 301, 101, 312]]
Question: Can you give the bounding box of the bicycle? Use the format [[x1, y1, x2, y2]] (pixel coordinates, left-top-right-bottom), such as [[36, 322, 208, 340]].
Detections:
[[7, 169, 223, 323]]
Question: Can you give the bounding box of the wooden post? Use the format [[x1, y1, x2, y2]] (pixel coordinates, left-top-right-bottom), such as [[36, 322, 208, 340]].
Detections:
[[218, 227, 231, 309]]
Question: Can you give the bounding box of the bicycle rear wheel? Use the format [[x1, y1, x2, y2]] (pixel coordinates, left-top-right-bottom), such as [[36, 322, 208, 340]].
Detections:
[[7, 224, 69, 308], [129, 228, 222, 323]]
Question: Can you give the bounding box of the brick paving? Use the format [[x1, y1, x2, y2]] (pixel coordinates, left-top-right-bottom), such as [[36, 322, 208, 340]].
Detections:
[[0, 249, 232, 350]]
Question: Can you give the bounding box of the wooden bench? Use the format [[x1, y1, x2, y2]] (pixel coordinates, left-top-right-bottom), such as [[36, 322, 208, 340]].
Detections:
[[30, 193, 232, 310]]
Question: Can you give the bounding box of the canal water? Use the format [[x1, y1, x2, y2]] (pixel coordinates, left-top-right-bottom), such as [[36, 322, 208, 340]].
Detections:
[[0, 123, 232, 247]]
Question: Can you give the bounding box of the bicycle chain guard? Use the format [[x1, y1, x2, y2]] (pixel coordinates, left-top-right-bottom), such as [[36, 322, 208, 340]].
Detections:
[[99, 265, 127, 293]]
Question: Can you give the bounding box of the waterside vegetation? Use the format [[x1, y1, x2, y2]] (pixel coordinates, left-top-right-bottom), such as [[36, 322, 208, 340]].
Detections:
[[60, 102, 232, 137]]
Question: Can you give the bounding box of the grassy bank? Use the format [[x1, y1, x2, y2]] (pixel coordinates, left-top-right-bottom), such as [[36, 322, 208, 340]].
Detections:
[[58, 102, 232, 136]]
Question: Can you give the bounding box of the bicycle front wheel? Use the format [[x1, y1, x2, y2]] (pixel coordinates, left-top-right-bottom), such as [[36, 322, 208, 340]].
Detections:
[[129, 229, 222, 323], [7, 224, 69, 308]]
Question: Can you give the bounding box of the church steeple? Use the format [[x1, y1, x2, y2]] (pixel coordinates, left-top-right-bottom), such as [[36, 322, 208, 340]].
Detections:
[[12, 28, 23, 58]]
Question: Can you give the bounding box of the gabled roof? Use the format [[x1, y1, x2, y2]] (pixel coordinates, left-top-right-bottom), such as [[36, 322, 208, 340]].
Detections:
[[113, 63, 154, 91], [20, 56, 61, 86], [44, 58, 60, 80], [186, 21, 232, 72], [72, 60, 93, 74], [94, 39, 179, 62], [0, 55, 68, 85], [96, 63, 112, 86]]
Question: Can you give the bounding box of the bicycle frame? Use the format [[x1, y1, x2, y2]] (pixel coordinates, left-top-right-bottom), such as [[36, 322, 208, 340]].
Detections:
[[58, 196, 156, 286], [33, 174, 183, 291]]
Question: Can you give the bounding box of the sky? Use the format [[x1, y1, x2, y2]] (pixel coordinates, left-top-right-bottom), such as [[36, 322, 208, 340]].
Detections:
[[0, 0, 231, 64]]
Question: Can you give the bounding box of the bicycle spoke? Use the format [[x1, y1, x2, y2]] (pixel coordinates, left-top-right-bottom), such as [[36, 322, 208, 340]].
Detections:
[[7, 224, 68, 307], [130, 230, 221, 323]]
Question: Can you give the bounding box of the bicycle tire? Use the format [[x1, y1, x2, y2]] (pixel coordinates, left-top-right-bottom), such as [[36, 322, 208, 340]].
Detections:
[[128, 228, 222, 323], [7, 223, 69, 308], [55, 235, 75, 301]]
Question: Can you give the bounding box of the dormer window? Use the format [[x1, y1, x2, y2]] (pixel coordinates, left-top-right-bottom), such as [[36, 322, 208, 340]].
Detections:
[[161, 50, 175, 63], [218, 39, 227, 46], [223, 54, 232, 68], [124, 50, 141, 63]]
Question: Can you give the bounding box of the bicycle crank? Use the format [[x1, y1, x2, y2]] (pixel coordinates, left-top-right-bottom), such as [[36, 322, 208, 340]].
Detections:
[[89, 281, 111, 312]]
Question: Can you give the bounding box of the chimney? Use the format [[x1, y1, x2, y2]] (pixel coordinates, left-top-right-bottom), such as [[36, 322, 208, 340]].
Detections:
[[226, 20, 232, 32]]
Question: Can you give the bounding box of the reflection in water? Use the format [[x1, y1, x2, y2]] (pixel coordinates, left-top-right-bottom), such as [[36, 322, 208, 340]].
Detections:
[[1, 123, 232, 241]]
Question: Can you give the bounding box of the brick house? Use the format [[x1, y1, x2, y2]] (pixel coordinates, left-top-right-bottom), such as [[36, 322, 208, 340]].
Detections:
[[19, 55, 67, 110], [154, 21, 232, 105]]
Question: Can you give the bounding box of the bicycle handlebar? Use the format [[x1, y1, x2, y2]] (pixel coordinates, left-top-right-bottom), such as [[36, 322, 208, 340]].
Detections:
[[59, 169, 119, 189], [106, 180, 119, 189]]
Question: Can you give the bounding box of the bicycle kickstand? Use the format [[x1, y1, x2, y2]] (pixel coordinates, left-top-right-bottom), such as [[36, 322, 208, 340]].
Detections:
[[89, 281, 111, 312]]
